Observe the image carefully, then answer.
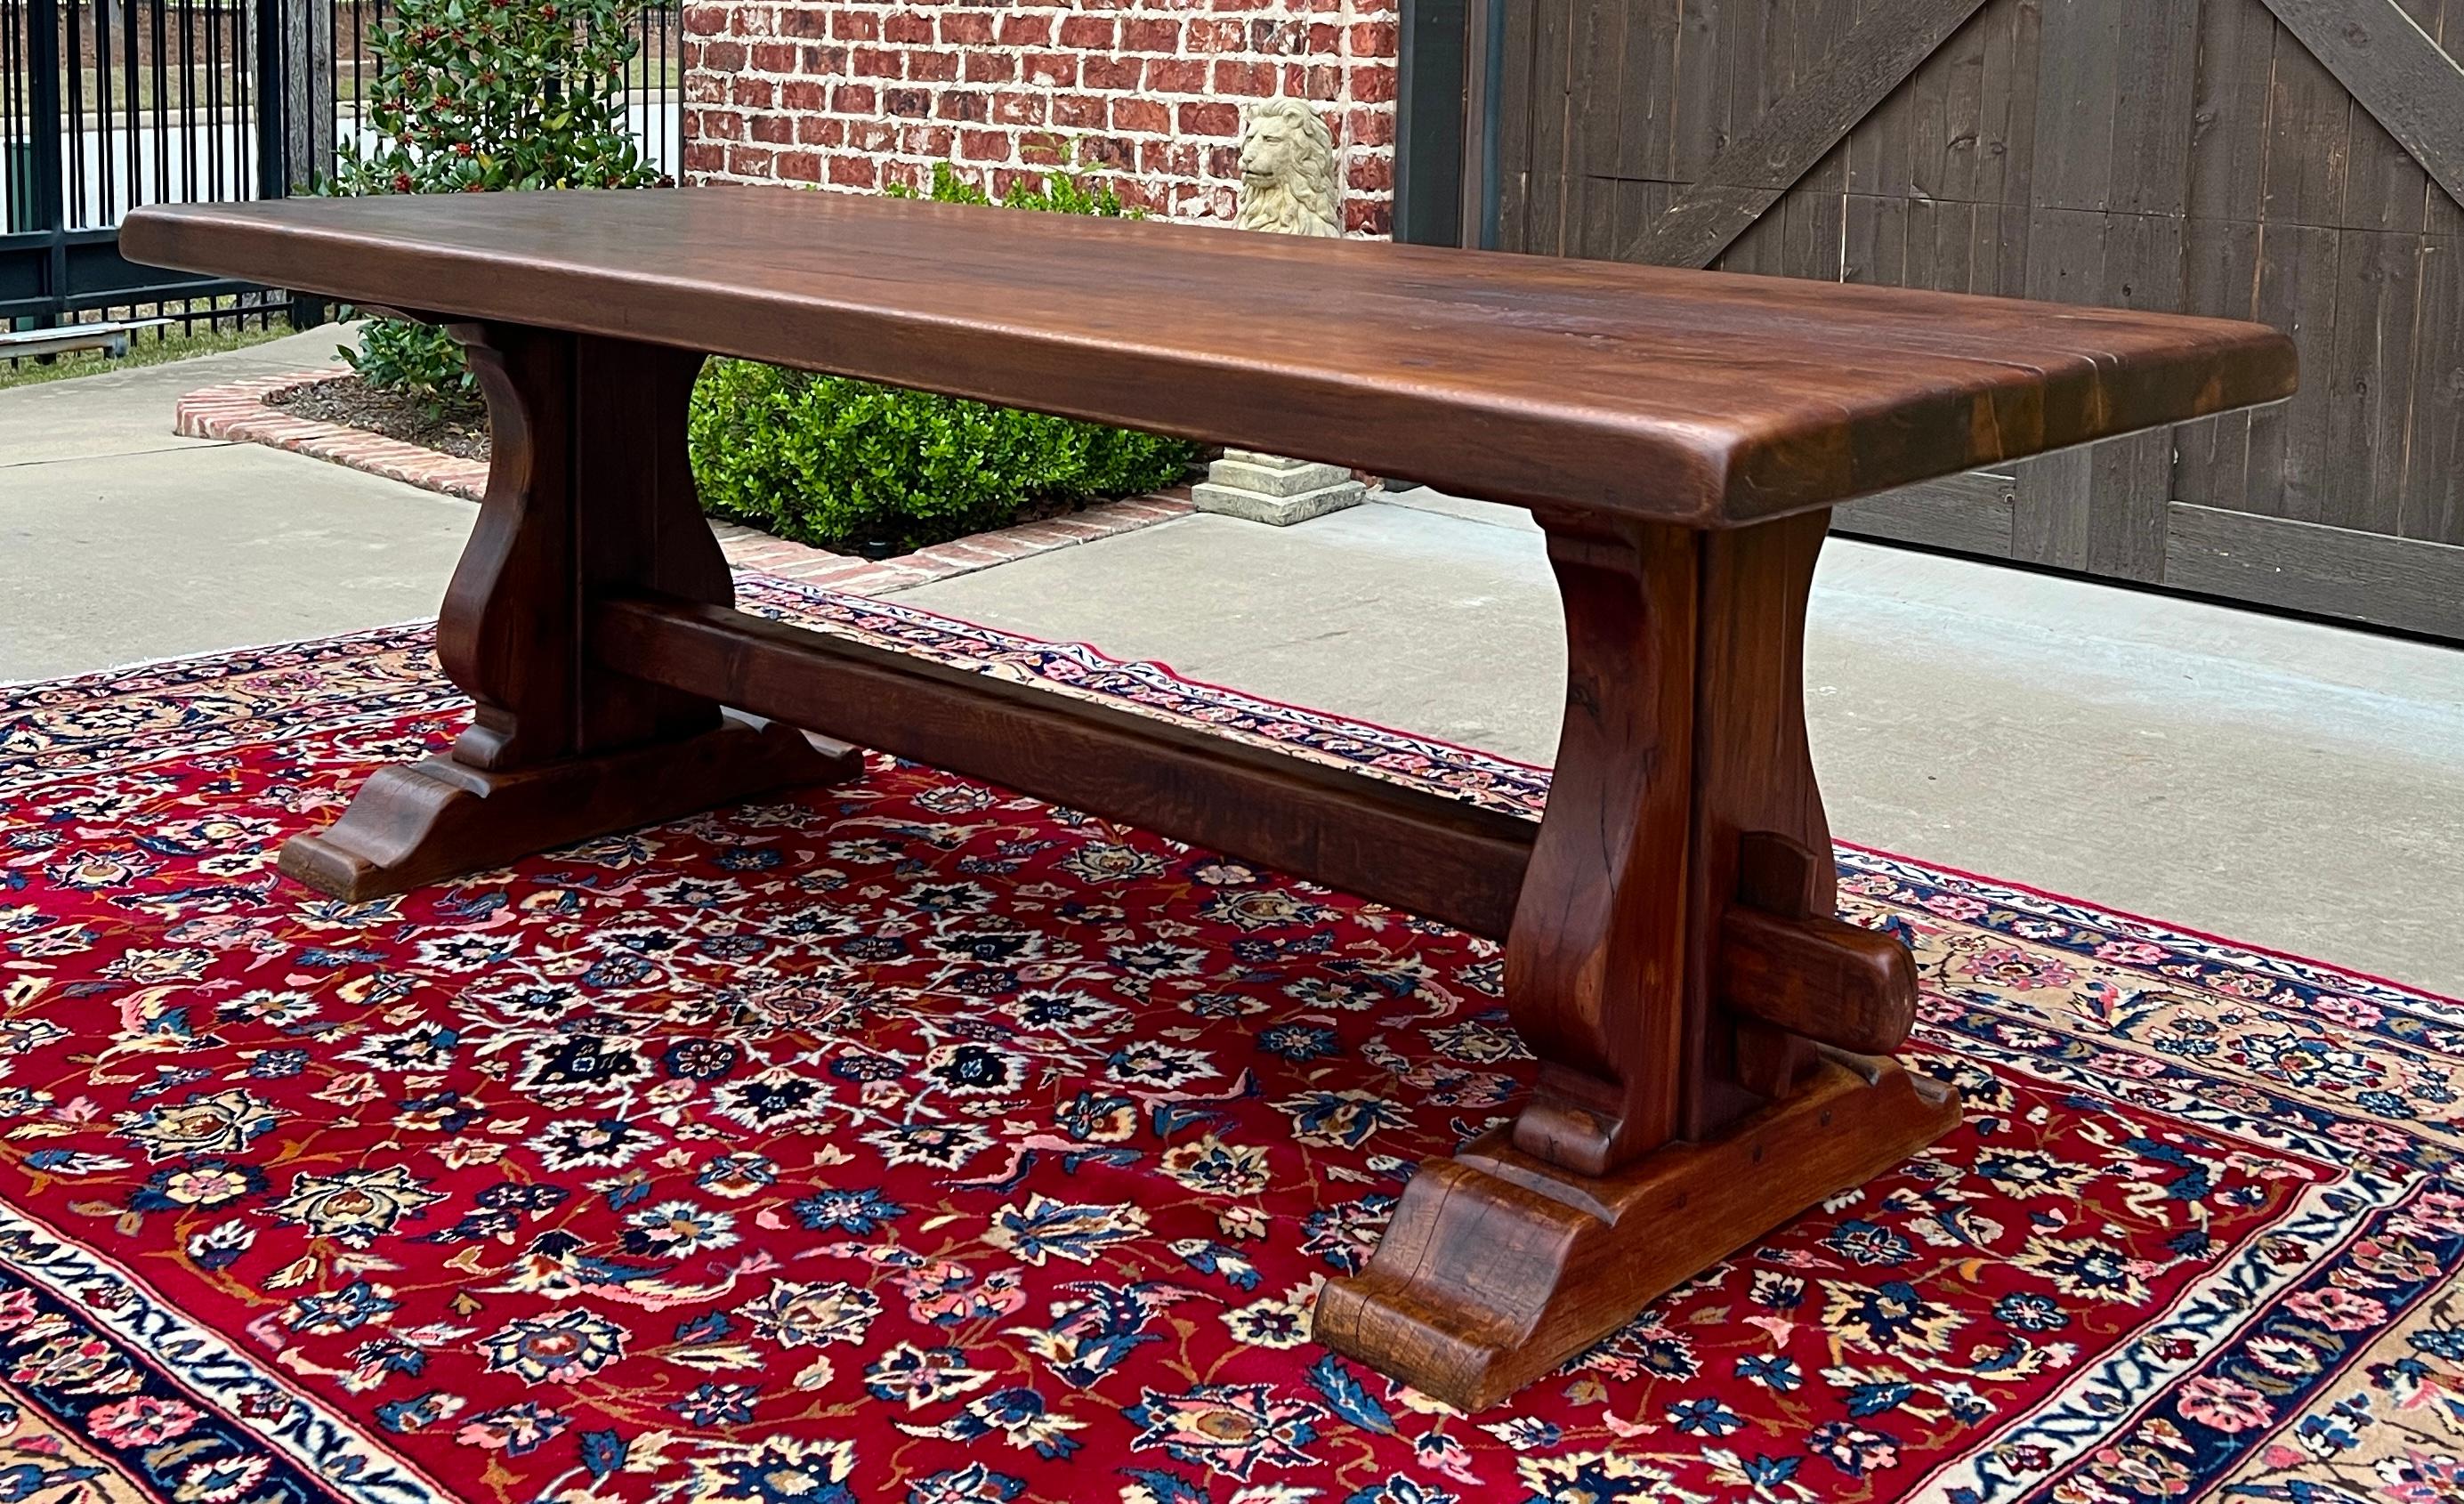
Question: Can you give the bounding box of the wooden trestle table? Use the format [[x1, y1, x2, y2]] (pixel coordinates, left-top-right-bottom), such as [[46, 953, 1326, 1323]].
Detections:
[[123, 189, 2297, 1411]]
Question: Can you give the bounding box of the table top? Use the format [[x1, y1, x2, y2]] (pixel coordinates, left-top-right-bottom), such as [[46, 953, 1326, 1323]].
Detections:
[[122, 189, 2296, 527]]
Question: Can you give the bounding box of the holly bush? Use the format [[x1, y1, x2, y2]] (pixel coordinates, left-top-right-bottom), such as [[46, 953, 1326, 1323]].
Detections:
[[689, 162, 1198, 554], [348, 0, 653, 197], [337, 0, 655, 412]]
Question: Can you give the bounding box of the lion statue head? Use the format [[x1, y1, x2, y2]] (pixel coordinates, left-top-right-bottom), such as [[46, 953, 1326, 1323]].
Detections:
[[1235, 100, 1341, 238]]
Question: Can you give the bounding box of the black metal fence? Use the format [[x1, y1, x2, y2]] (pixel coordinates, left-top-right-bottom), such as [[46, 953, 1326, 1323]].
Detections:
[[2, 0, 677, 335]]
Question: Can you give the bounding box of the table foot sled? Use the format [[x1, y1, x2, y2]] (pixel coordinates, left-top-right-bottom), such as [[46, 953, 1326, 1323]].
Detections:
[[120, 186, 2293, 1409], [1315, 1053, 1956, 1410]]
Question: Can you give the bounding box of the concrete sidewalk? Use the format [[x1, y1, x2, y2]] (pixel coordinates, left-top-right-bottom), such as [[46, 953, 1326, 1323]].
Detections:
[[0, 326, 473, 679], [3, 337, 2458, 993], [896, 495, 2464, 996]]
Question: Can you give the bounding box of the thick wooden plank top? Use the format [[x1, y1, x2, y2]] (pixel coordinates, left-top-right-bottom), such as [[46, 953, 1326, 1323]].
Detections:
[[121, 189, 2296, 526]]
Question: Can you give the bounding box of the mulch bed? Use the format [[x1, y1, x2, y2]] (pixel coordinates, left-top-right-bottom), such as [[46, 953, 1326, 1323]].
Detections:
[[266, 372, 492, 463]]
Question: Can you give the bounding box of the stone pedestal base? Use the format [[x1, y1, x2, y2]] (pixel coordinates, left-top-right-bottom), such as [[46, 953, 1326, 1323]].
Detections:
[[1192, 449, 1369, 526]]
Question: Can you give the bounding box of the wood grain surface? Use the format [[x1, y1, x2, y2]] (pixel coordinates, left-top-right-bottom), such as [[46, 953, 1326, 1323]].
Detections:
[[120, 188, 2293, 525]]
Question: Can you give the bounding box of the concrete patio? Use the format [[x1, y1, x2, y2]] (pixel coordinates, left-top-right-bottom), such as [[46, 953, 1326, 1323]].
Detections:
[[0, 327, 473, 670], [5, 336, 2459, 994]]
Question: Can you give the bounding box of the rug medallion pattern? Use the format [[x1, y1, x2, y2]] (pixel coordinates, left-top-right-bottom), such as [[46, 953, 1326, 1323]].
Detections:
[[0, 577, 2453, 1504]]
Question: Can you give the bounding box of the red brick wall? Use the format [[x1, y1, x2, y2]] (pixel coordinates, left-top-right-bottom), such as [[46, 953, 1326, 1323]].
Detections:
[[680, 2, 1400, 236]]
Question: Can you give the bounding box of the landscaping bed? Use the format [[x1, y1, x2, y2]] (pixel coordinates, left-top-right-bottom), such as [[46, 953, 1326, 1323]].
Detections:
[[176, 367, 1194, 598], [255, 368, 1194, 560], [230, 0, 1200, 577], [266, 373, 489, 463]]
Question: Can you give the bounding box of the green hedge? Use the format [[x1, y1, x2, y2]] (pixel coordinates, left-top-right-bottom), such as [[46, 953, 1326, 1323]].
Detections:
[[688, 362, 1198, 554], [684, 162, 1200, 554]]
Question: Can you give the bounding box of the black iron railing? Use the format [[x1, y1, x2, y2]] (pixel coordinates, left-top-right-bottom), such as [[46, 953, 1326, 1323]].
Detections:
[[2, 0, 678, 338]]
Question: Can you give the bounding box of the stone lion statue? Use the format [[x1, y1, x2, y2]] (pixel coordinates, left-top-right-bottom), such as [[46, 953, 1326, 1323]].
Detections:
[[1236, 100, 1341, 238]]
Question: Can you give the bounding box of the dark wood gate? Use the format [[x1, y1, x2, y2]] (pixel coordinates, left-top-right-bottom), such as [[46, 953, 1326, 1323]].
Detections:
[[1472, 0, 2464, 639]]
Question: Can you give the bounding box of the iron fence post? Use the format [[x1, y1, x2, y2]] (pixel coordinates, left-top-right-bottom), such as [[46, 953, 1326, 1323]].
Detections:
[[252, 0, 284, 195], [279, 0, 330, 192], [250, 0, 333, 327], [25, 0, 65, 327], [280, 0, 333, 326], [1394, 0, 1466, 248]]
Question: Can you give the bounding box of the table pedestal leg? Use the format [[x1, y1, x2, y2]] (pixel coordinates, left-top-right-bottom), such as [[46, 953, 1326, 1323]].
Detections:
[[1314, 510, 1958, 1411], [279, 325, 855, 902]]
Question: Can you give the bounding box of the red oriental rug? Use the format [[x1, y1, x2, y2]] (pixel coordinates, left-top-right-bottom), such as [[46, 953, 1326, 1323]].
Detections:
[[0, 574, 2456, 1504]]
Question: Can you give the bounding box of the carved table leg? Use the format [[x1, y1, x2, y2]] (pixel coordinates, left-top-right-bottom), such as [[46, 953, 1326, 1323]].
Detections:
[[1314, 510, 1959, 1411], [279, 326, 855, 901]]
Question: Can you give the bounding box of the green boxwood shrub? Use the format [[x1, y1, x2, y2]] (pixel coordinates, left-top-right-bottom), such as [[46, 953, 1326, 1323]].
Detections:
[[686, 162, 1200, 554], [689, 361, 1199, 554]]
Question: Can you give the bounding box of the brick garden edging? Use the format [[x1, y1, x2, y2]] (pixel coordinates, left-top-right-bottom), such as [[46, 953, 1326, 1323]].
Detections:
[[176, 368, 492, 501], [175, 368, 1193, 596]]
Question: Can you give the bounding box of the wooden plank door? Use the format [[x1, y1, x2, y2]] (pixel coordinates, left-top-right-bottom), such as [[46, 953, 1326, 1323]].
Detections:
[[1483, 0, 2464, 640]]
